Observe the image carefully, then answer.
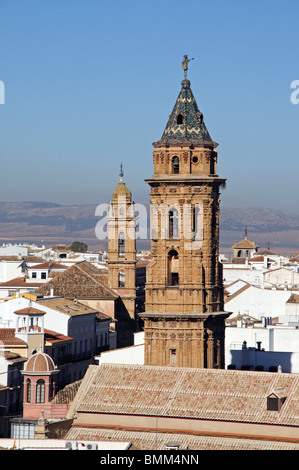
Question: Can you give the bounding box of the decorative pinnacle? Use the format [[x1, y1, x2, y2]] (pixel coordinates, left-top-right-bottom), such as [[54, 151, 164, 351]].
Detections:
[[119, 162, 124, 182], [182, 54, 194, 79]]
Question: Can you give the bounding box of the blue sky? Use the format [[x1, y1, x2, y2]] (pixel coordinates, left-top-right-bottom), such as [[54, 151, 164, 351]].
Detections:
[[0, 0, 298, 213]]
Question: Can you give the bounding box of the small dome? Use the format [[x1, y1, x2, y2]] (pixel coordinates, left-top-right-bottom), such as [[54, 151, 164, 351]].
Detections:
[[112, 182, 131, 200], [25, 351, 55, 372]]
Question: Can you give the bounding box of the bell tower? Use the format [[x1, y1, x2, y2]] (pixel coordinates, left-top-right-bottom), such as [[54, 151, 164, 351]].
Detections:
[[141, 57, 231, 369], [106, 164, 137, 346]]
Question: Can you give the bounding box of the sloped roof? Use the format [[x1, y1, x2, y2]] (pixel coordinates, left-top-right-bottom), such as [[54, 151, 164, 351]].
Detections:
[[36, 261, 119, 300], [286, 293, 299, 304], [0, 328, 27, 346], [36, 297, 99, 316], [153, 79, 216, 147], [44, 328, 73, 344], [0, 276, 43, 288], [66, 427, 299, 451], [249, 256, 275, 262], [28, 261, 68, 270], [232, 237, 259, 249], [52, 379, 83, 405], [69, 363, 299, 427], [14, 307, 46, 315]]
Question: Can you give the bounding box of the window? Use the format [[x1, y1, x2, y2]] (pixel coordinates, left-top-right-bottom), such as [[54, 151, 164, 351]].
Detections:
[[169, 209, 179, 239], [176, 114, 184, 124], [169, 348, 177, 366], [168, 250, 179, 286], [26, 379, 31, 403], [32, 272, 37, 279], [36, 379, 45, 403], [118, 271, 125, 287], [267, 392, 286, 412], [41, 272, 47, 279], [172, 156, 179, 174], [118, 232, 125, 256]]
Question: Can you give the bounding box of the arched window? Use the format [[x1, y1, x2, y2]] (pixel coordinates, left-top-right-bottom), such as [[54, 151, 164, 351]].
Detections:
[[168, 249, 179, 286], [36, 379, 45, 403], [169, 209, 179, 239], [118, 271, 125, 287], [118, 232, 125, 256], [26, 379, 31, 403], [172, 156, 179, 174]]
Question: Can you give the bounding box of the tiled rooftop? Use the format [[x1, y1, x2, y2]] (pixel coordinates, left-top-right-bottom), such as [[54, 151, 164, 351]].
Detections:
[[52, 379, 82, 405], [36, 261, 118, 299], [70, 364, 299, 427], [66, 426, 299, 451], [0, 328, 27, 346], [36, 297, 99, 316]]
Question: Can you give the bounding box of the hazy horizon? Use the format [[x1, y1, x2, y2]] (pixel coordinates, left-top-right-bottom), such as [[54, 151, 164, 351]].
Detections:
[[0, 0, 298, 213]]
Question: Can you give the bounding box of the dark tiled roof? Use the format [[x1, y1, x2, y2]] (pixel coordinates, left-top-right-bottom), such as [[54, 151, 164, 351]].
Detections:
[[52, 379, 83, 405], [153, 79, 216, 147], [44, 328, 73, 344], [36, 261, 118, 300]]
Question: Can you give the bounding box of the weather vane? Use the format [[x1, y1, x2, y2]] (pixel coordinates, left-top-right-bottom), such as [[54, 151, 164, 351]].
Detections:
[[120, 162, 124, 182], [182, 54, 194, 79]]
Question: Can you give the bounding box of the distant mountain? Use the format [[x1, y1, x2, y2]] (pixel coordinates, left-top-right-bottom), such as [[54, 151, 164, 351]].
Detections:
[[220, 207, 299, 233], [0, 201, 298, 252]]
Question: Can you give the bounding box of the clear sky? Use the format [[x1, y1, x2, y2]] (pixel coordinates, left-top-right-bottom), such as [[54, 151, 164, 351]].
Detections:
[[0, 0, 298, 213]]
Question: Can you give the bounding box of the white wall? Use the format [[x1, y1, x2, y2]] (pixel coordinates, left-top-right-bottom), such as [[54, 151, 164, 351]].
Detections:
[[223, 266, 264, 286], [225, 324, 299, 373], [264, 268, 299, 287], [97, 344, 145, 366], [225, 285, 295, 319]]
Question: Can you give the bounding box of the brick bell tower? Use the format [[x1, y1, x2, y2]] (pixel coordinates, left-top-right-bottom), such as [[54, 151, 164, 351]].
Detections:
[[140, 56, 231, 369], [106, 164, 137, 346]]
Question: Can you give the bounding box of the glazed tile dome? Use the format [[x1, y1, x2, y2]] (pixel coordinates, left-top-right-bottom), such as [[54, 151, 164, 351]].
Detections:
[[153, 79, 217, 148], [25, 351, 56, 372]]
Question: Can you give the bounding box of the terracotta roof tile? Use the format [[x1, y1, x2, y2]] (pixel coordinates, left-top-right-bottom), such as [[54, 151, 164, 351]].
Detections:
[[232, 238, 259, 249], [36, 297, 98, 316], [36, 261, 118, 299], [70, 364, 299, 427], [52, 379, 82, 405], [66, 427, 299, 451], [0, 276, 43, 287], [0, 328, 27, 346]]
